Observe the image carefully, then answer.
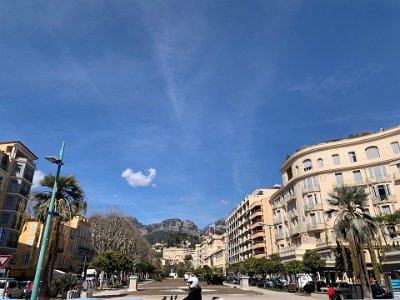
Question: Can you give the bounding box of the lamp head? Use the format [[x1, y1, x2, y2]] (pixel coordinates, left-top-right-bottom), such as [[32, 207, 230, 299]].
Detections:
[[45, 156, 62, 164]]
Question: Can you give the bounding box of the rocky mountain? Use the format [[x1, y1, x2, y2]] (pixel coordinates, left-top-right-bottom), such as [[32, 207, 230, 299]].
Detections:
[[202, 218, 227, 234], [130, 218, 202, 245]]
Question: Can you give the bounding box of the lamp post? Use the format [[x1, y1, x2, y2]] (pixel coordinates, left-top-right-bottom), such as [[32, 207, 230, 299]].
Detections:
[[30, 142, 65, 300]]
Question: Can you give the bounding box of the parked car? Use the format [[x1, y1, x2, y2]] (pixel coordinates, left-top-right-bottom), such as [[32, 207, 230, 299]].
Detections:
[[303, 280, 327, 293], [331, 282, 351, 296], [275, 279, 288, 289], [0, 279, 24, 298], [263, 279, 274, 287], [371, 283, 392, 299]]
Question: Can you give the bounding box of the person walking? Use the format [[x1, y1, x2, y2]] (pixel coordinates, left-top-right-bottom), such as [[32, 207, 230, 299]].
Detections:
[[327, 284, 342, 300]]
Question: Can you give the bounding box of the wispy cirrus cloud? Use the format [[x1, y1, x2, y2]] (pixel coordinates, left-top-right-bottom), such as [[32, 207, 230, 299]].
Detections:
[[220, 199, 229, 205], [290, 64, 381, 97], [121, 168, 157, 187]]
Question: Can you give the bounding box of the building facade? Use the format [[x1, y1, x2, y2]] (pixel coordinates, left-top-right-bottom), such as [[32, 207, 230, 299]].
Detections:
[[0, 141, 37, 258], [249, 188, 279, 258], [162, 246, 191, 265], [11, 216, 94, 279], [227, 188, 278, 264], [270, 126, 400, 275]]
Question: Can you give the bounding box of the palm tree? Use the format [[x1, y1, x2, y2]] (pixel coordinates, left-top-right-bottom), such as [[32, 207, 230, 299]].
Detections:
[[30, 174, 86, 297], [325, 185, 378, 300]]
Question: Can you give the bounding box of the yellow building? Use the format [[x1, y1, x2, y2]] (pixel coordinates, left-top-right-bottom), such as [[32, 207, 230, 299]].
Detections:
[[162, 246, 190, 265], [12, 216, 94, 279], [270, 125, 400, 279], [0, 141, 37, 258], [202, 234, 227, 274], [226, 188, 278, 264], [249, 188, 279, 258]]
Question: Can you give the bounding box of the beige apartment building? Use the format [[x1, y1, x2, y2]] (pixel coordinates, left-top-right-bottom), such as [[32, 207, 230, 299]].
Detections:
[[270, 126, 400, 276], [227, 188, 278, 264], [194, 234, 227, 273], [249, 188, 279, 258], [162, 246, 191, 265], [11, 216, 94, 279], [0, 142, 37, 258]]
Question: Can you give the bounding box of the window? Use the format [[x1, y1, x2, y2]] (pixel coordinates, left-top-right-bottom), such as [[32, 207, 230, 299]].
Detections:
[[335, 173, 344, 187], [303, 159, 312, 171], [353, 170, 363, 185], [392, 142, 400, 154], [22, 254, 30, 264], [365, 146, 380, 159], [368, 165, 388, 180], [287, 168, 293, 180], [9, 180, 18, 192], [30, 223, 37, 232], [397, 163, 400, 174], [317, 158, 324, 168], [27, 237, 34, 246], [13, 163, 22, 176], [0, 213, 10, 225], [294, 166, 299, 175], [372, 184, 391, 201], [381, 205, 392, 215], [0, 176, 3, 191], [332, 154, 341, 165], [303, 176, 318, 188], [348, 152, 357, 163]]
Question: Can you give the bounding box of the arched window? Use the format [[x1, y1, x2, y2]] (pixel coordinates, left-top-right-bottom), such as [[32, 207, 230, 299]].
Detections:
[[303, 159, 312, 171], [317, 158, 324, 168], [365, 146, 380, 159]]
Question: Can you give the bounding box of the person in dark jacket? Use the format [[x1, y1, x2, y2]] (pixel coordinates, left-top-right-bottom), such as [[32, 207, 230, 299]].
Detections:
[[183, 275, 202, 300]]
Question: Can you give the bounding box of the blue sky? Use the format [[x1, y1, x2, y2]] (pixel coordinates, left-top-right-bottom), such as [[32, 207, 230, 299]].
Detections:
[[1, 1, 400, 228]]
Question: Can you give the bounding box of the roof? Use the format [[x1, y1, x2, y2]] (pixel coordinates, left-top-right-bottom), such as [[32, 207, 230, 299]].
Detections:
[[0, 141, 38, 160]]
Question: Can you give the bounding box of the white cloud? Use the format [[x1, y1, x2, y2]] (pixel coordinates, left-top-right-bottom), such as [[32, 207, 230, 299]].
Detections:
[[121, 168, 157, 187], [32, 170, 45, 188], [221, 199, 229, 205]]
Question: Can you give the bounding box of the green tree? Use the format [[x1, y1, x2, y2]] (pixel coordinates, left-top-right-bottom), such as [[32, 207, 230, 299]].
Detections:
[[30, 174, 86, 297], [90, 252, 133, 276], [244, 257, 258, 276], [302, 250, 325, 278], [325, 185, 379, 299]]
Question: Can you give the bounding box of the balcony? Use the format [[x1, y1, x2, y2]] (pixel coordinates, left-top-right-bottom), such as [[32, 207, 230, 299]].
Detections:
[[334, 179, 367, 188], [304, 203, 323, 213], [272, 200, 285, 209], [252, 230, 264, 238], [289, 227, 300, 236], [368, 174, 392, 184], [279, 245, 297, 257], [251, 209, 263, 218], [275, 232, 285, 240], [372, 195, 397, 205], [302, 184, 320, 194], [306, 222, 325, 232], [273, 216, 283, 224], [252, 241, 265, 250], [284, 194, 296, 203]]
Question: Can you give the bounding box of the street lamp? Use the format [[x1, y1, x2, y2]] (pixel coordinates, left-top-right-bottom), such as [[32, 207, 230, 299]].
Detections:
[[257, 223, 274, 255], [30, 142, 65, 300]]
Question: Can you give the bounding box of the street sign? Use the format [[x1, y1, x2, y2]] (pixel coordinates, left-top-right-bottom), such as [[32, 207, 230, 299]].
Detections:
[[0, 255, 12, 268]]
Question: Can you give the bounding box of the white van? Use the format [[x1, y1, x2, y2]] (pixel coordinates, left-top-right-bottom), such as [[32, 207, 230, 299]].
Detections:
[[0, 279, 24, 298]]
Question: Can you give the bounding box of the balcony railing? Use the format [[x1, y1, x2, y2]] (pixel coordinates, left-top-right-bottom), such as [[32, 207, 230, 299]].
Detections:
[[289, 227, 300, 236], [304, 203, 323, 213], [279, 245, 297, 257], [302, 184, 320, 194], [393, 172, 400, 180], [368, 174, 392, 184], [284, 194, 296, 203], [333, 179, 366, 187], [372, 195, 397, 205], [273, 216, 283, 224], [275, 232, 285, 240], [306, 222, 325, 231], [272, 200, 285, 209]]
